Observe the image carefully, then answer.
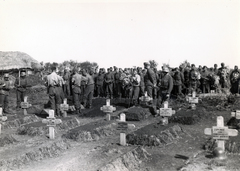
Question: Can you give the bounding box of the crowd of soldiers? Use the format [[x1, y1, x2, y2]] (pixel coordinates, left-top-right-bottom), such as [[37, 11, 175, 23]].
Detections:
[[0, 61, 240, 116]]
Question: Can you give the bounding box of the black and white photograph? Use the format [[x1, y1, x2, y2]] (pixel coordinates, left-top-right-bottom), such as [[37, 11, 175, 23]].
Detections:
[[0, 0, 240, 170]]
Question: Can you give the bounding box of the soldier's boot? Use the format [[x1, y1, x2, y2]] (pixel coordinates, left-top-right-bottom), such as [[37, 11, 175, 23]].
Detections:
[[56, 104, 61, 117]]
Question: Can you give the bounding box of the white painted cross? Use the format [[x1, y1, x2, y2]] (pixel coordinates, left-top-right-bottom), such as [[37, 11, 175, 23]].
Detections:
[[188, 91, 198, 110], [100, 99, 116, 121], [231, 110, 240, 119], [42, 110, 62, 139], [0, 108, 7, 134], [117, 113, 135, 146], [60, 98, 69, 117], [20, 96, 32, 115], [139, 91, 152, 103], [157, 101, 175, 125], [204, 116, 238, 151]]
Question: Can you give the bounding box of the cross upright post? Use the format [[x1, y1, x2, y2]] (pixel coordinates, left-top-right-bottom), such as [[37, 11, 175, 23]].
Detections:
[[100, 99, 116, 121], [42, 110, 62, 139], [0, 108, 7, 134], [188, 91, 198, 110], [157, 101, 175, 125], [204, 116, 238, 153], [117, 113, 135, 146], [21, 96, 32, 115], [60, 98, 69, 117]]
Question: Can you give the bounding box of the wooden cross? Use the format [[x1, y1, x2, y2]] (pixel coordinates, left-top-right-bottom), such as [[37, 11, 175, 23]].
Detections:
[[231, 110, 240, 119], [42, 110, 62, 139], [60, 98, 69, 117], [188, 91, 198, 110], [204, 116, 238, 151], [139, 91, 152, 104], [117, 113, 135, 146], [100, 99, 116, 121], [157, 101, 175, 125], [20, 96, 32, 115], [0, 108, 7, 134]]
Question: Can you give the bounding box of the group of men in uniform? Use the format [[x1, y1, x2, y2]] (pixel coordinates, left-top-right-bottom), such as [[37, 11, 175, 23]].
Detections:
[[0, 62, 239, 116]]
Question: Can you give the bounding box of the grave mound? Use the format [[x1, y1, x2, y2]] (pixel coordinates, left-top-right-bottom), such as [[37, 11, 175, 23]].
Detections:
[[17, 117, 80, 136], [98, 146, 150, 171], [0, 135, 18, 147], [204, 138, 240, 154], [0, 139, 70, 171], [126, 123, 184, 147], [125, 106, 152, 121], [62, 120, 117, 141]]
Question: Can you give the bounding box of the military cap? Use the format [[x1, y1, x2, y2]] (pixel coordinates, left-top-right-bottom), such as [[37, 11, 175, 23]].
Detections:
[[144, 62, 150, 66]]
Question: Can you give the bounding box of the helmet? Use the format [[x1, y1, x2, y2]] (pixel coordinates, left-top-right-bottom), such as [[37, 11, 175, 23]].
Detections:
[[213, 147, 226, 160], [4, 73, 9, 78]]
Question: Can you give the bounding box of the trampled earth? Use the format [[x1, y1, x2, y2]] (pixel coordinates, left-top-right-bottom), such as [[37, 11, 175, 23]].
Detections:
[[1, 86, 240, 171]]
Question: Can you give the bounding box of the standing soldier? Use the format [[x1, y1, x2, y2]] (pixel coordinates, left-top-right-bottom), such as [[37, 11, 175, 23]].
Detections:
[[104, 68, 114, 99], [173, 67, 184, 97], [63, 68, 71, 97], [189, 64, 200, 94], [230, 65, 240, 95], [0, 73, 14, 114], [95, 68, 105, 98], [218, 62, 229, 88], [46, 66, 64, 117], [82, 69, 95, 109], [72, 68, 85, 115], [157, 66, 173, 107], [15, 71, 31, 110], [200, 66, 210, 93], [137, 67, 145, 99], [143, 62, 157, 105], [131, 69, 141, 106]]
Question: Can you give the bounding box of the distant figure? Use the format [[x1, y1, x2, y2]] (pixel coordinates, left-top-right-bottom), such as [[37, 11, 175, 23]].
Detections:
[[0, 73, 14, 114], [230, 65, 240, 94], [82, 69, 95, 109], [15, 71, 31, 110]]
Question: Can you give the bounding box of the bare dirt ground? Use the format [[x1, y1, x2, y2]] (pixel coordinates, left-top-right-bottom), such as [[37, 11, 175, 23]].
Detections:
[[1, 86, 240, 171]]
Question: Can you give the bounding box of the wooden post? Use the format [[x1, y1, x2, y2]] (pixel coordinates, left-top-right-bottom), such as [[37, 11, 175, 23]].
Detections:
[[157, 101, 175, 125], [0, 108, 7, 134], [42, 110, 62, 139], [117, 113, 135, 146], [100, 99, 116, 121], [20, 96, 32, 115], [60, 98, 69, 117], [204, 116, 238, 152], [188, 91, 198, 110]]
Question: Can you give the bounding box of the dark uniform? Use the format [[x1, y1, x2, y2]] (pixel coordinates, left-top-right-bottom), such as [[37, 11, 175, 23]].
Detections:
[[82, 69, 95, 108], [15, 71, 31, 109], [46, 67, 64, 116], [0, 73, 14, 114], [143, 62, 157, 103], [104, 69, 114, 99], [230, 66, 240, 94], [157, 66, 173, 106], [72, 69, 85, 114]]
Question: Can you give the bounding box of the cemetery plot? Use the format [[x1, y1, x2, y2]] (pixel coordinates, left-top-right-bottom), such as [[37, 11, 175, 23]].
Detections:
[[126, 123, 185, 147]]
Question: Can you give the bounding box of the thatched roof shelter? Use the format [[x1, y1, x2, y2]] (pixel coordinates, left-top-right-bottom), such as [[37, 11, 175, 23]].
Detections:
[[0, 51, 42, 71]]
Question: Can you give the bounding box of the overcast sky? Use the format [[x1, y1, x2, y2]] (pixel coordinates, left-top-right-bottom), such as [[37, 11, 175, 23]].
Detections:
[[0, 0, 239, 70]]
